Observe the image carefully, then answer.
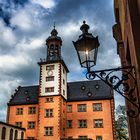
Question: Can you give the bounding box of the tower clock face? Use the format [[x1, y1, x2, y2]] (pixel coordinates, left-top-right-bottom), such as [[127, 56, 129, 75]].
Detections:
[[47, 70, 53, 76]]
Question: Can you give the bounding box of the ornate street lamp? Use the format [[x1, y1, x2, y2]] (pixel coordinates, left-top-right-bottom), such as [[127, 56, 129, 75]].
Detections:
[[73, 21, 139, 118], [73, 21, 99, 69]]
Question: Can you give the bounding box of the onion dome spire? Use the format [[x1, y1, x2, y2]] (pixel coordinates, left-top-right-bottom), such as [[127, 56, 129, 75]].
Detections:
[[46, 23, 62, 61]]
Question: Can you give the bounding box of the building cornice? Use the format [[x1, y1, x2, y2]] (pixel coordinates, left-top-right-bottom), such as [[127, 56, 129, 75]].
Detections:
[[38, 59, 69, 73]]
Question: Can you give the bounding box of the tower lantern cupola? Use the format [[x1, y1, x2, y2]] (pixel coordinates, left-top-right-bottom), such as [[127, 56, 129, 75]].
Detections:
[[46, 26, 62, 61]]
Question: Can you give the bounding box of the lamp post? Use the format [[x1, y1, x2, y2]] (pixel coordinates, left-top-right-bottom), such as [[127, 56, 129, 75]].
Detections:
[[73, 21, 139, 118]]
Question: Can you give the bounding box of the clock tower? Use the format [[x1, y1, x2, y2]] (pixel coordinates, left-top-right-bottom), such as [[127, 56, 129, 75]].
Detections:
[[38, 26, 69, 99], [38, 26, 69, 139]]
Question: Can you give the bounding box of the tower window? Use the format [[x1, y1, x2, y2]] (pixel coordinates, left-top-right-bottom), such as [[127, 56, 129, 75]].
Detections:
[[46, 97, 53, 102], [44, 127, 53, 136], [45, 87, 54, 92], [63, 79, 65, 85], [28, 121, 35, 129], [46, 76, 54, 81], [16, 108, 23, 115], [63, 68, 65, 74], [63, 90, 65, 96], [45, 109, 53, 117], [50, 44, 54, 50], [78, 120, 87, 128], [55, 45, 59, 54], [93, 103, 102, 111], [78, 104, 87, 112], [46, 65, 54, 70], [28, 107, 36, 114], [94, 119, 103, 128]]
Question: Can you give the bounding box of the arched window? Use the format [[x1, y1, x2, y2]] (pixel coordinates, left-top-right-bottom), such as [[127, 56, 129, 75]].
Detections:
[[9, 129, 13, 140], [1, 127, 6, 140], [21, 131, 24, 139], [14, 130, 18, 140], [50, 44, 54, 49]]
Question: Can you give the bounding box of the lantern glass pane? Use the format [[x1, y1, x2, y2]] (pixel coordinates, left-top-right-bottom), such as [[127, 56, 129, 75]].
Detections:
[[78, 47, 98, 68]]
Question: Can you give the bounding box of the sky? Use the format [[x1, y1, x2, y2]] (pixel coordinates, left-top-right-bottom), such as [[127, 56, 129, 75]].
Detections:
[[0, 0, 124, 121]]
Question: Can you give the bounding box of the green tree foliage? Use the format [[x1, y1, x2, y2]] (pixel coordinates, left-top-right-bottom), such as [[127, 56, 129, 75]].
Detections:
[[115, 105, 129, 140]]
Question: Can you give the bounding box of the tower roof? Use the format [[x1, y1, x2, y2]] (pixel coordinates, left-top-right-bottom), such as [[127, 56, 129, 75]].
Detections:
[[46, 26, 62, 44]]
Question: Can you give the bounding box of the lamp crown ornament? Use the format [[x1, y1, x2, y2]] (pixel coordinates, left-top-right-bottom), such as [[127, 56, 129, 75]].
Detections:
[[80, 20, 90, 34]]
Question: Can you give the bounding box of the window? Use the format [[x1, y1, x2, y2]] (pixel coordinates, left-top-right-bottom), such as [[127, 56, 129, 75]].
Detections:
[[27, 137, 35, 140], [63, 79, 65, 85], [21, 132, 24, 139], [46, 97, 53, 102], [45, 109, 53, 117], [44, 127, 53, 136], [46, 65, 54, 70], [78, 120, 87, 128], [67, 105, 72, 113], [28, 122, 35, 129], [78, 136, 88, 139], [63, 90, 65, 95], [16, 108, 23, 115], [93, 103, 102, 111], [78, 104, 86, 112], [46, 76, 54, 81], [29, 107, 36, 114], [67, 120, 72, 128], [9, 129, 13, 140], [15, 122, 22, 127], [96, 136, 102, 140], [94, 119, 103, 128], [45, 87, 54, 92], [14, 130, 18, 140], [63, 68, 65, 74], [67, 136, 73, 139], [1, 127, 6, 140]]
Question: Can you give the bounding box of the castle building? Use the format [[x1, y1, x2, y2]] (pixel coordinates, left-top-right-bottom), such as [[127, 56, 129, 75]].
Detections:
[[7, 25, 115, 140], [113, 0, 140, 140]]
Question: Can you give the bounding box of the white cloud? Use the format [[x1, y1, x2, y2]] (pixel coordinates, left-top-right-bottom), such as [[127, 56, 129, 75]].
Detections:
[[19, 38, 45, 51], [31, 0, 56, 9], [0, 19, 17, 47], [11, 9, 34, 31], [0, 54, 30, 72], [61, 21, 80, 36]]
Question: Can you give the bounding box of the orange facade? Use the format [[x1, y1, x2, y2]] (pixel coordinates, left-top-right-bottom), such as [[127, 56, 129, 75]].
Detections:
[[7, 104, 38, 139], [66, 99, 115, 140], [7, 96, 115, 140]]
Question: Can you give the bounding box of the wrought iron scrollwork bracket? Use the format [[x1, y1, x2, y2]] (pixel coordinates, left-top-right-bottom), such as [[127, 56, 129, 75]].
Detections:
[[86, 66, 140, 118]]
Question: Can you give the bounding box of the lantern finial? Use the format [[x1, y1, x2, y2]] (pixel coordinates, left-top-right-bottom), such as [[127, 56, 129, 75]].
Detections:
[[80, 20, 90, 34]]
